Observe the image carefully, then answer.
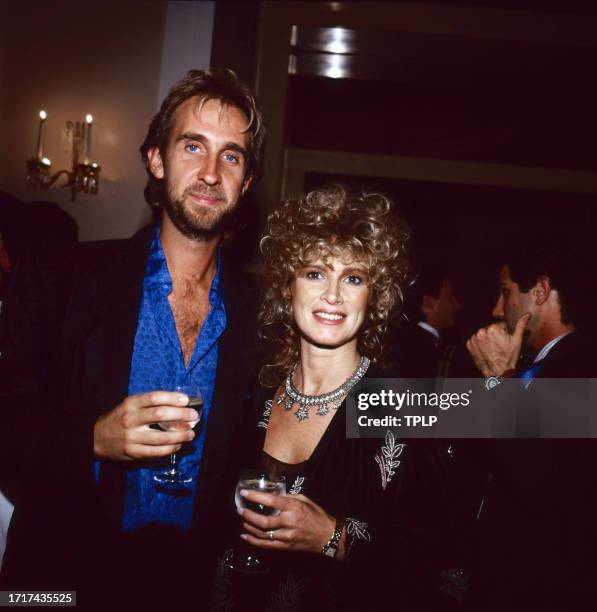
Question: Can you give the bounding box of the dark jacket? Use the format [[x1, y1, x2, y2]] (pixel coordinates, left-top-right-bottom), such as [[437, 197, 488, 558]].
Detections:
[[470, 330, 597, 610], [0, 225, 258, 610]]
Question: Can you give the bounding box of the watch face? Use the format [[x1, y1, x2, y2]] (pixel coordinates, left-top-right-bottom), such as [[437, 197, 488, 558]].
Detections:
[[323, 547, 337, 558], [485, 376, 501, 390]]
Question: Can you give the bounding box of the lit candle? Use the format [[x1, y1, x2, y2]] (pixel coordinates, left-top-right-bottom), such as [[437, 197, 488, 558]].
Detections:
[[84, 114, 93, 164], [36, 110, 47, 161]]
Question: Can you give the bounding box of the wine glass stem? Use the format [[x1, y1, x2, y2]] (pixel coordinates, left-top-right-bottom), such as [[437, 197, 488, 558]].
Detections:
[[170, 453, 177, 470]]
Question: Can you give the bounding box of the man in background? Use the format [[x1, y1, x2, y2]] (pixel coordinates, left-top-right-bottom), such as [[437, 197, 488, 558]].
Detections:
[[0, 68, 265, 609], [467, 249, 592, 380], [388, 268, 461, 379], [392, 270, 485, 610], [466, 244, 596, 609]]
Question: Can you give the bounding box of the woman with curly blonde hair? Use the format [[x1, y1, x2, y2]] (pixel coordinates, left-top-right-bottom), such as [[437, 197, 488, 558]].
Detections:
[[216, 184, 412, 610], [258, 184, 410, 389]]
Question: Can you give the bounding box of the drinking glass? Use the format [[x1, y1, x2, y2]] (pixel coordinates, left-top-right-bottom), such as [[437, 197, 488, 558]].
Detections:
[[223, 469, 286, 573], [153, 385, 203, 488]]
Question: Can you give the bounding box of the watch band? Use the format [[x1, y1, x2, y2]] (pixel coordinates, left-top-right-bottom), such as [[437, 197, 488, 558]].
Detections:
[[322, 517, 345, 558]]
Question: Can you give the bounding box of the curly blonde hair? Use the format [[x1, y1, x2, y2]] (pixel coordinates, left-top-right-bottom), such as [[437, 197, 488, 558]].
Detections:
[[258, 184, 410, 388]]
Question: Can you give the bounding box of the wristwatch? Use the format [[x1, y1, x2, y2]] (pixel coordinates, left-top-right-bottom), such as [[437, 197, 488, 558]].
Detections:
[[484, 369, 515, 390], [484, 376, 502, 390], [322, 517, 345, 558]]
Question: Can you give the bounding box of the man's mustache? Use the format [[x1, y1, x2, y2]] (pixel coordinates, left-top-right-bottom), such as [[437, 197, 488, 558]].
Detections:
[[184, 184, 227, 204]]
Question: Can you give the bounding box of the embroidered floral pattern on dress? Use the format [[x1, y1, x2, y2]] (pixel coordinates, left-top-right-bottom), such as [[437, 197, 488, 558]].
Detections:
[[288, 476, 305, 495], [374, 430, 405, 491], [258, 399, 272, 429], [346, 518, 371, 542], [345, 517, 371, 558], [266, 573, 307, 611]]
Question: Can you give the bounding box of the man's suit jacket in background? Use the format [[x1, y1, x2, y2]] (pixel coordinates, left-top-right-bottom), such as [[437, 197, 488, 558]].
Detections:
[[0, 225, 258, 610], [470, 330, 597, 610], [387, 322, 440, 379]]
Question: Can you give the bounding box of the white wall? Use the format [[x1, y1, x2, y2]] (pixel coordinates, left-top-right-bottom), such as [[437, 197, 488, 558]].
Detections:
[[0, 2, 214, 242], [159, 2, 215, 106]]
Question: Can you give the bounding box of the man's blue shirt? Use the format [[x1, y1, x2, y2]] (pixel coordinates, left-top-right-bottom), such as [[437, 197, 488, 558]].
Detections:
[[119, 226, 226, 533]]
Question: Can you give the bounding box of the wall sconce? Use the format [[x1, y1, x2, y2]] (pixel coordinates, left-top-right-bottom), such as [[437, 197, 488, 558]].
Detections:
[[26, 110, 101, 202]]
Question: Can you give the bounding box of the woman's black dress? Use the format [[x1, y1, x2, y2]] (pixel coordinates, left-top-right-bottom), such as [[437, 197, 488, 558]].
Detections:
[[210, 384, 413, 611]]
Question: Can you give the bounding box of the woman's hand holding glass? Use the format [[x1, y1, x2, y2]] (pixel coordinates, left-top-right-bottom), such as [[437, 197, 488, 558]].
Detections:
[[239, 491, 344, 558]]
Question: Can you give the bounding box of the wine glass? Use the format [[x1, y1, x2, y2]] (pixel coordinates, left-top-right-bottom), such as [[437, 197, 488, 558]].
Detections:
[[153, 385, 203, 489], [223, 469, 286, 573]]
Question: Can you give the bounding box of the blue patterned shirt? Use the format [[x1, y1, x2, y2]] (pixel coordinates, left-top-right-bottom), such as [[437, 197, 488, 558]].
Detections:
[[120, 226, 226, 533]]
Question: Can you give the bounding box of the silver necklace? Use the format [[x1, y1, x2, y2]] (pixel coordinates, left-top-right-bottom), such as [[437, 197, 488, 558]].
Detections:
[[277, 356, 370, 422]]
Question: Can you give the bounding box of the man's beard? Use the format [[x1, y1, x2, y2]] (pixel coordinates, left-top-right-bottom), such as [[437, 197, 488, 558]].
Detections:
[[162, 182, 240, 242]]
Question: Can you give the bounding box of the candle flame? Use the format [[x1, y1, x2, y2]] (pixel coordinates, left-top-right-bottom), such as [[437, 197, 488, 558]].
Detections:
[[42, 157, 51, 166], [86, 114, 93, 123], [39, 110, 47, 120]]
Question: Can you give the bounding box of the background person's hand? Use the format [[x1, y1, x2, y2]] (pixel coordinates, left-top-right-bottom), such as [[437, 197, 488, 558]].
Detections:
[[238, 490, 345, 559], [93, 391, 199, 461], [466, 313, 531, 377]]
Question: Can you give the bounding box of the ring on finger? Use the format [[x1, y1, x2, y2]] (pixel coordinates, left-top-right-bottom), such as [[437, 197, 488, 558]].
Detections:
[[268, 530, 275, 542]]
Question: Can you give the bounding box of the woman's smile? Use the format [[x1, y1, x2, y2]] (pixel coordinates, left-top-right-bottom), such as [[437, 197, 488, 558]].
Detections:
[[291, 256, 369, 349]]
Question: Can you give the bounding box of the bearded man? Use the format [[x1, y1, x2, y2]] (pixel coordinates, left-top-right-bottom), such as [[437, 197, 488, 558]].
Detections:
[[0, 69, 265, 610]]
